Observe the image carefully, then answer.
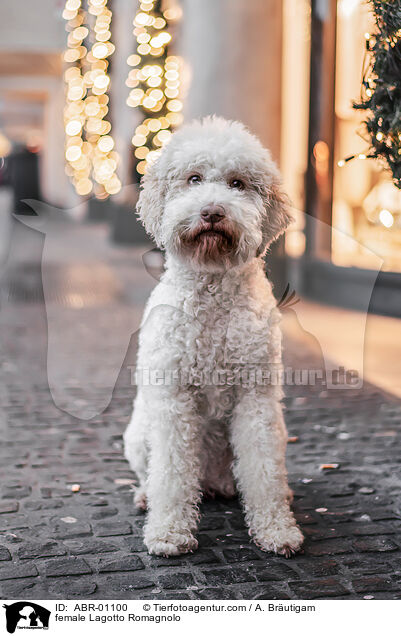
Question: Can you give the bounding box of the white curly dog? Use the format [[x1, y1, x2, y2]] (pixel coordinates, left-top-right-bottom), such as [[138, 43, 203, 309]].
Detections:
[[124, 116, 304, 558]]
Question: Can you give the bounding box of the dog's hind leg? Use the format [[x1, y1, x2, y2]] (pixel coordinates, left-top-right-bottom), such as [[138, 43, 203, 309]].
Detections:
[[124, 391, 149, 511]]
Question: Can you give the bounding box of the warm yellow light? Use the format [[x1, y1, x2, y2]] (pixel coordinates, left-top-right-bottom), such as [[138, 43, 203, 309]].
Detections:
[[64, 49, 80, 63], [166, 99, 182, 112], [165, 88, 179, 98], [97, 135, 114, 152], [66, 0, 81, 10], [0, 132, 11, 157], [96, 30, 111, 42], [132, 134, 147, 146], [63, 9, 77, 20], [147, 76, 162, 87], [137, 33, 150, 44], [137, 43, 151, 55], [130, 88, 144, 99], [127, 54, 141, 66], [163, 6, 182, 21], [153, 17, 166, 29], [137, 161, 147, 174], [157, 129, 172, 144], [92, 42, 109, 59], [134, 146, 149, 159], [76, 178, 93, 196], [379, 209, 394, 228], [165, 70, 179, 81], [65, 120, 82, 136], [135, 12, 153, 26], [149, 89, 163, 101], [73, 26, 88, 40], [143, 96, 157, 109], [104, 177, 122, 194], [85, 102, 100, 116], [93, 74, 110, 89], [337, 159, 345, 167], [147, 119, 161, 132], [68, 85, 85, 101], [66, 145, 82, 162], [165, 113, 181, 126], [376, 132, 384, 141], [135, 124, 149, 136], [358, 153, 367, 160]]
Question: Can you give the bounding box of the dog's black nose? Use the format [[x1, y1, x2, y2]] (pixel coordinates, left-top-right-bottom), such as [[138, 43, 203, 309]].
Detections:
[[200, 204, 225, 224]]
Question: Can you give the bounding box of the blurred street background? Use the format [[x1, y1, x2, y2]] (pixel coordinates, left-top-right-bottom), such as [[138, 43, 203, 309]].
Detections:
[[0, 0, 401, 600]]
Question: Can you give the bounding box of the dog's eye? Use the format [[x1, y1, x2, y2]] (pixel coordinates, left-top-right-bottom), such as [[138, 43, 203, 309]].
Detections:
[[188, 174, 202, 185], [229, 179, 245, 190]]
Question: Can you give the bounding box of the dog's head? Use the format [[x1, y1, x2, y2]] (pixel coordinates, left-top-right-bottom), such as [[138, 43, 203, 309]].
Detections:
[[137, 116, 293, 271]]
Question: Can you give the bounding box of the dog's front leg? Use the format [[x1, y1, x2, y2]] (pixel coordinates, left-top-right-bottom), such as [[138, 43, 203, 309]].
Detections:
[[144, 386, 202, 556], [230, 387, 303, 557]]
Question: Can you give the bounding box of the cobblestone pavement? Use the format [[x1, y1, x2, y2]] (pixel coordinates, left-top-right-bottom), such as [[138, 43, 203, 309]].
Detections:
[[0, 218, 401, 600]]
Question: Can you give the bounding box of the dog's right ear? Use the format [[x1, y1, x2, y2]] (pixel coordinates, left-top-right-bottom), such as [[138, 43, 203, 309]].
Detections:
[[136, 158, 165, 247]]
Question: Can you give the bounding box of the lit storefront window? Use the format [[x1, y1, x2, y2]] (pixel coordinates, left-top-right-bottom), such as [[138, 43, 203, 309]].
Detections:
[[332, 0, 401, 272]]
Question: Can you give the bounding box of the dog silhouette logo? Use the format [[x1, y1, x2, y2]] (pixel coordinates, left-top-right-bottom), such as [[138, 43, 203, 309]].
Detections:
[[3, 602, 50, 633]]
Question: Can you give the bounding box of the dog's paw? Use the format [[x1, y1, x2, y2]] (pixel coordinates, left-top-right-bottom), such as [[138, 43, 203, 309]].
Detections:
[[145, 531, 198, 557], [134, 489, 147, 511], [253, 523, 304, 558]]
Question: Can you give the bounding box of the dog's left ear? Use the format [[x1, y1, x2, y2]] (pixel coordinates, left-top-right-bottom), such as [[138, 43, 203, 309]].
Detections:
[[258, 177, 294, 256], [136, 158, 165, 247]]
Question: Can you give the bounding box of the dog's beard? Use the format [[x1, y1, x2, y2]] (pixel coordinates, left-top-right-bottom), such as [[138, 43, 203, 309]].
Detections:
[[173, 219, 243, 269]]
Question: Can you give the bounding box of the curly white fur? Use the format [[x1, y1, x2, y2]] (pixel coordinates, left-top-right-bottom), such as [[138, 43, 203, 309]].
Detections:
[[124, 116, 304, 557]]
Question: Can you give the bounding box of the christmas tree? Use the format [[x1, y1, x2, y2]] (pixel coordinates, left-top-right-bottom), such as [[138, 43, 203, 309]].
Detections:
[[353, 0, 401, 188]]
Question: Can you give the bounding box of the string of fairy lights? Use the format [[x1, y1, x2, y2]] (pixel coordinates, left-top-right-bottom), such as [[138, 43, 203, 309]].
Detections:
[[126, 0, 184, 176], [338, 29, 401, 171], [62, 0, 121, 197]]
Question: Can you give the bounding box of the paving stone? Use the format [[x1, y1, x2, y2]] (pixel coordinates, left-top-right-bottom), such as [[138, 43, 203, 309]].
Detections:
[[51, 522, 92, 539], [149, 554, 189, 568], [0, 501, 19, 514], [124, 536, 147, 552], [3, 486, 31, 499], [352, 576, 398, 594], [194, 587, 240, 600], [250, 562, 300, 583], [100, 573, 155, 592], [353, 537, 399, 553], [304, 539, 354, 556], [18, 540, 67, 559], [0, 578, 39, 597], [48, 579, 97, 597], [289, 577, 350, 599], [0, 546, 12, 561], [191, 549, 221, 565], [198, 516, 226, 531], [303, 526, 345, 541], [200, 567, 255, 586], [64, 539, 119, 555], [98, 555, 144, 573], [222, 547, 261, 563], [296, 558, 341, 578], [94, 521, 132, 537], [91, 507, 119, 520], [157, 572, 196, 590], [251, 587, 292, 600], [0, 562, 38, 580], [42, 557, 92, 577], [341, 555, 393, 575]]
